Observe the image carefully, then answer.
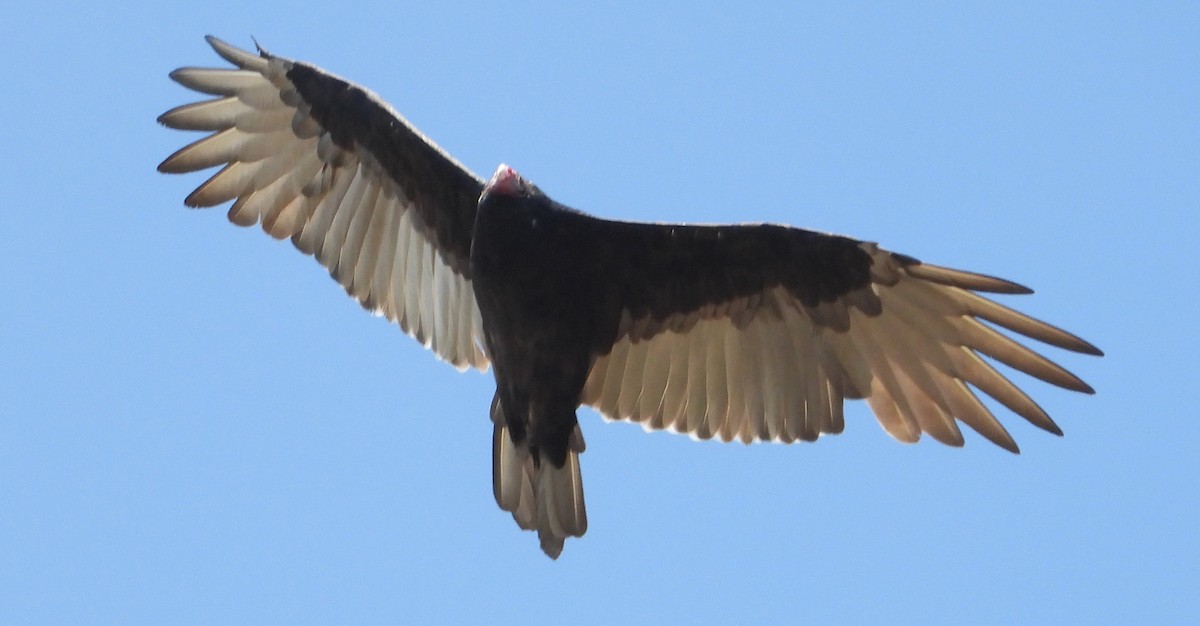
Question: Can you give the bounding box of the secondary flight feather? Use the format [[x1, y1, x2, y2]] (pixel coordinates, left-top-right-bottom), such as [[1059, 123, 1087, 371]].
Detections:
[[159, 36, 1102, 558]]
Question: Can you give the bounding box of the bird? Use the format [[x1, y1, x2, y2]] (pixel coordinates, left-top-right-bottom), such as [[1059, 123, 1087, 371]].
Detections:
[[158, 36, 1102, 559]]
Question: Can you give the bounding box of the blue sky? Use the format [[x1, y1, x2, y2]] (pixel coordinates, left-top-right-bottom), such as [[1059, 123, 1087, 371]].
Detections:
[[1, 2, 1196, 623]]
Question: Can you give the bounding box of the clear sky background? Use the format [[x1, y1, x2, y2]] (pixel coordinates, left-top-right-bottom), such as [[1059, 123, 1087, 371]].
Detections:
[[1, 2, 1196, 624]]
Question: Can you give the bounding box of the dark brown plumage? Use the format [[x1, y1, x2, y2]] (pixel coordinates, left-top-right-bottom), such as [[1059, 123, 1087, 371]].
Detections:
[[159, 37, 1101, 558]]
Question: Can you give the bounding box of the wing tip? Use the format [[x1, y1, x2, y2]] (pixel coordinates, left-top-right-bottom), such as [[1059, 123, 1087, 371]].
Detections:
[[1052, 333, 1104, 358], [165, 67, 193, 88], [203, 34, 272, 70], [1005, 281, 1035, 295], [982, 435, 1021, 454], [250, 35, 270, 57], [1057, 372, 1095, 395], [900, 258, 1034, 295]]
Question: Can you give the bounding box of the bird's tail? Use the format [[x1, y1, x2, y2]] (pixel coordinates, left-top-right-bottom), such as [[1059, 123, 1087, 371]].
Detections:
[[491, 401, 588, 559]]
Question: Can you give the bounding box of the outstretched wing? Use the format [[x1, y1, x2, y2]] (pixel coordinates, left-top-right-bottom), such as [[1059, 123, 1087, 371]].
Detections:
[[579, 221, 1101, 452], [159, 36, 488, 370]]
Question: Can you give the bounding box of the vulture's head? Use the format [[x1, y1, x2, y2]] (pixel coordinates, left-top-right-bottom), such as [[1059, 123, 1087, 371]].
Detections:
[[477, 164, 566, 232], [482, 164, 540, 202], [479, 164, 583, 225], [485, 164, 530, 195]]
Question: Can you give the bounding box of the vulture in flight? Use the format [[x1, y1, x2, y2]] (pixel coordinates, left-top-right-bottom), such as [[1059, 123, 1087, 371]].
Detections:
[[159, 36, 1102, 558]]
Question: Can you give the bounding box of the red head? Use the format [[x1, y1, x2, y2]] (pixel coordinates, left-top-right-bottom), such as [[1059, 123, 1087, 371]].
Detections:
[[484, 163, 533, 198]]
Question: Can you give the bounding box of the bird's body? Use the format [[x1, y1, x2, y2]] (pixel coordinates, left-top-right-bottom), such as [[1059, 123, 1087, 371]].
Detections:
[[159, 37, 1101, 558], [474, 179, 595, 467], [473, 181, 598, 551]]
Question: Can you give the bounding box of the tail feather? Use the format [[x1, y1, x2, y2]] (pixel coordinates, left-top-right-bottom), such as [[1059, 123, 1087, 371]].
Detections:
[[534, 447, 587, 558], [492, 422, 537, 530], [492, 418, 588, 558]]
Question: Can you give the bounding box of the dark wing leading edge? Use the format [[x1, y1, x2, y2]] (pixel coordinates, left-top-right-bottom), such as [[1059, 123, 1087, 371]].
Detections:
[[579, 221, 1101, 452], [159, 36, 488, 370]]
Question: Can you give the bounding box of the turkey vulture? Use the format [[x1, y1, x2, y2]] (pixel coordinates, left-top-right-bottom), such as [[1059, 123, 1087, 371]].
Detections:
[[158, 36, 1101, 558]]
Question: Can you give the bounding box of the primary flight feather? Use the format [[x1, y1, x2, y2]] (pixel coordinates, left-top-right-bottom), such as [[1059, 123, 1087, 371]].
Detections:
[[159, 36, 1102, 558]]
